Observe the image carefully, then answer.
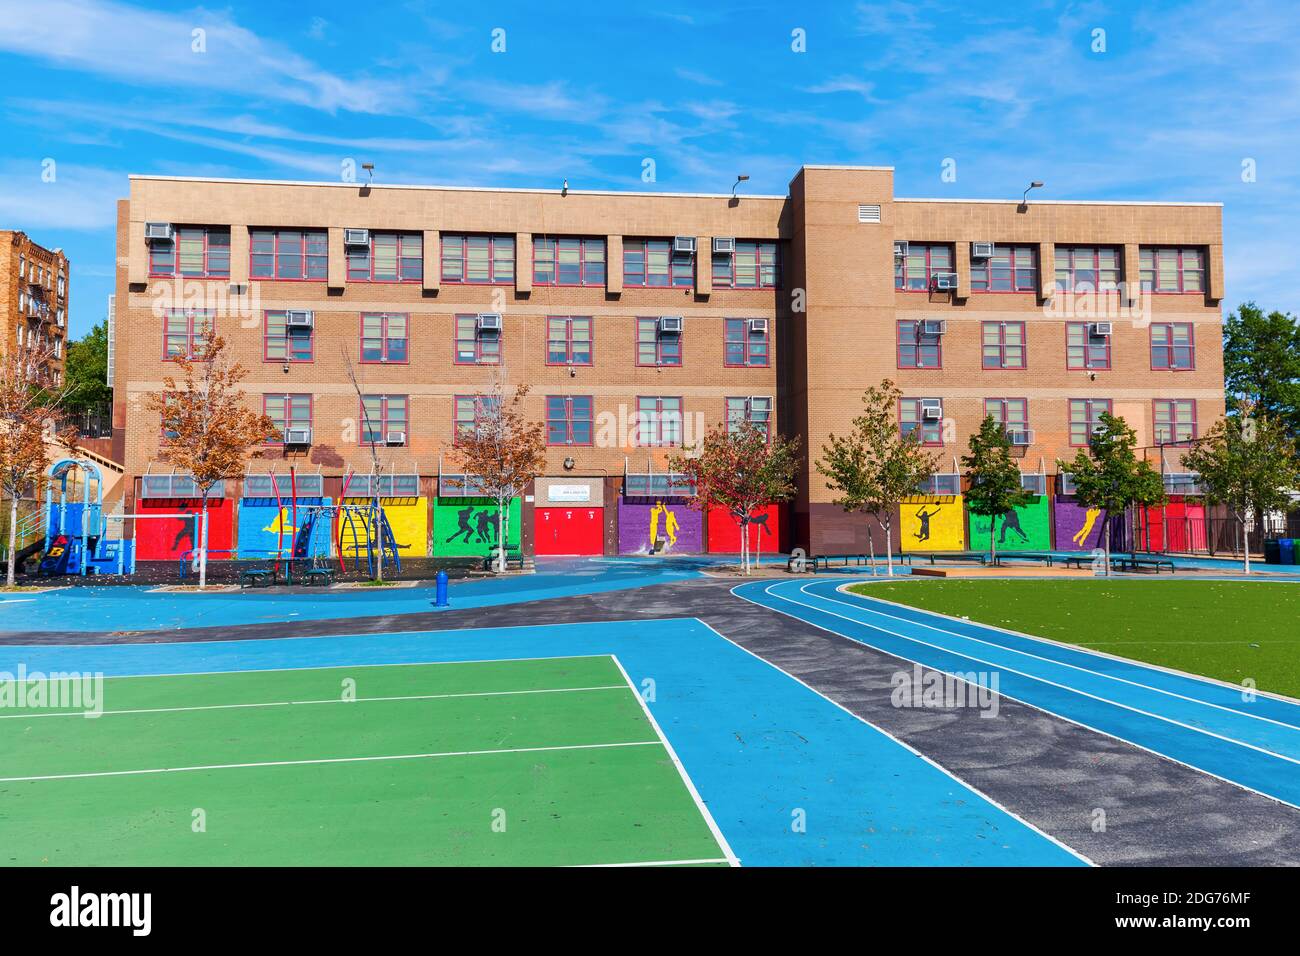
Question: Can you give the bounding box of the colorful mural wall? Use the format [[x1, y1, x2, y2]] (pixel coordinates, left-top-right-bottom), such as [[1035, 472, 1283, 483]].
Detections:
[[967, 497, 1050, 551], [341, 497, 429, 558], [135, 499, 233, 561], [1139, 499, 1207, 552], [899, 496, 966, 552], [433, 497, 520, 555], [618, 498, 703, 554], [706, 504, 781, 554], [1053, 499, 1106, 551], [237, 497, 330, 558]]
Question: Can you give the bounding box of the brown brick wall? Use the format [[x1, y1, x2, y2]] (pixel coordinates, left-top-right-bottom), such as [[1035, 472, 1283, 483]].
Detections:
[[0, 230, 70, 381]]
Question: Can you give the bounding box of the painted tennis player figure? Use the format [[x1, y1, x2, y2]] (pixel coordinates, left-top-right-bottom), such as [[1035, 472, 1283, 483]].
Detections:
[[998, 507, 1029, 545], [914, 505, 941, 542]]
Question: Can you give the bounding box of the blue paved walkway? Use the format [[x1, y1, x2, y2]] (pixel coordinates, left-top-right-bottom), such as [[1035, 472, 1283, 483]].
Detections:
[[735, 579, 1300, 810], [0, 618, 1083, 867]]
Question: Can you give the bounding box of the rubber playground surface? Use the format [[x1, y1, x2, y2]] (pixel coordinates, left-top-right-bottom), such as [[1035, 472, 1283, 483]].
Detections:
[[1, 556, 1297, 867]]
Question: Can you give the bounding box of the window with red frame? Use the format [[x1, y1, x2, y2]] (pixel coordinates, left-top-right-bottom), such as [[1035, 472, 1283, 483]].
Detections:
[[264, 311, 313, 362], [346, 232, 422, 282], [164, 309, 213, 359], [712, 241, 779, 289], [533, 237, 606, 286], [361, 313, 408, 363], [454, 394, 501, 440], [897, 320, 941, 368], [635, 396, 683, 446], [264, 394, 311, 444], [896, 243, 953, 290], [149, 227, 230, 278], [981, 321, 1026, 369], [724, 318, 769, 367], [546, 396, 594, 445], [442, 234, 515, 284], [1054, 246, 1120, 292], [1140, 248, 1204, 294], [546, 316, 592, 365], [360, 395, 407, 445], [1069, 398, 1112, 446], [637, 317, 682, 366], [970, 245, 1036, 292], [624, 239, 693, 287], [1154, 399, 1197, 444], [984, 398, 1028, 433], [454, 314, 501, 364], [250, 230, 327, 280], [899, 398, 943, 445], [726, 396, 772, 437], [1151, 322, 1194, 369], [1066, 322, 1112, 370]]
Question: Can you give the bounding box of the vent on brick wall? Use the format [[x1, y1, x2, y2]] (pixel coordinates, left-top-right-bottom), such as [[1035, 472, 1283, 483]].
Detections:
[[857, 204, 882, 223]]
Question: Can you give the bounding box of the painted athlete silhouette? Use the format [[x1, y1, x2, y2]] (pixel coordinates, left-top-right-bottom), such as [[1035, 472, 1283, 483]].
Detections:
[[473, 510, 496, 544], [913, 506, 940, 542], [1073, 507, 1102, 546], [446, 506, 477, 544], [998, 508, 1029, 545]]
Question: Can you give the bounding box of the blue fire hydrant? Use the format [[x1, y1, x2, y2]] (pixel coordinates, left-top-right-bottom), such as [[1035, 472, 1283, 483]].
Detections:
[[434, 570, 449, 608]]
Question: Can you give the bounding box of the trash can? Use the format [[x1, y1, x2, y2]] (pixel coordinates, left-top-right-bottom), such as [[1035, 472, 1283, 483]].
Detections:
[[1284, 539, 1298, 565], [1264, 539, 1281, 564]]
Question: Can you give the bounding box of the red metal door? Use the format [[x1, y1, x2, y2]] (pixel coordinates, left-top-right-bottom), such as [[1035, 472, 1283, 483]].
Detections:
[[534, 507, 604, 555]]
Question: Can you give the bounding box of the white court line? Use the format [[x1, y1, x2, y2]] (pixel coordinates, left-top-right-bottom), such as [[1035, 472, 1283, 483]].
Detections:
[[609, 654, 741, 868], [821, 583, 1300, 733], [698, 613, 1094, 867], [0, 739, 663, 784], [840, 581, 1300, 706], [738, 581, 1300, 812], [0, 684, 629, 720], [578, 857, 732, 867], [785, 581, 1300, 769]]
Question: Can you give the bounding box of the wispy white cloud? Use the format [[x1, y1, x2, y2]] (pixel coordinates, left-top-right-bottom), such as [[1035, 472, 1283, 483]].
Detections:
[[0, 161, 125, 231]]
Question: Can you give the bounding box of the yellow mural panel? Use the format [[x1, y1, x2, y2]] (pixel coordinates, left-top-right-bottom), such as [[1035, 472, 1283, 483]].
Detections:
[[340, 497, 429, 558], [900, 495, 966, 552]]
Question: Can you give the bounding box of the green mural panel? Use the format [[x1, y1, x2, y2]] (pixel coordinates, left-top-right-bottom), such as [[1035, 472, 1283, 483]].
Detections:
[[966, 496, 1051, 551], [433, 497, 521, 555]]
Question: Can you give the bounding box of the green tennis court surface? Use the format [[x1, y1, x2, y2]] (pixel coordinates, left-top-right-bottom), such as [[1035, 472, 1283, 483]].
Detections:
[[0, 655, 733, 866]]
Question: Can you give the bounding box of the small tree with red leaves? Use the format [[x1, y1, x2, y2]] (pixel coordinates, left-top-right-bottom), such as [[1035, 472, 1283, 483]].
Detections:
[[671, 421, 800, 574], [145, 332, 277, 588]]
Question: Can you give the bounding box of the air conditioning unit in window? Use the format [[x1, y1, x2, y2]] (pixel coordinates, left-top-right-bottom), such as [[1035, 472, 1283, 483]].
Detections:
[[284, 427, 312, 445], [712, 237, 736, 254], [749, 396, 771, 408], [1090, 321, 1113, 336], [1008, 429, 1034, 446], [972, 242, 996, 259], [921, 319, 947, 336], [385, 430, 406, 446], [893, 241, 909, 259], [344, 228, 370, 246], [920, 400, 943, 421], [673, 236, 696, 253], [145, 222, 173, 241], [476, 312, 503, 332], [932, 272, 958, 291], [658, 315, 684, 334], [748, 318, 768, 334], [285, 310, 314, 328]]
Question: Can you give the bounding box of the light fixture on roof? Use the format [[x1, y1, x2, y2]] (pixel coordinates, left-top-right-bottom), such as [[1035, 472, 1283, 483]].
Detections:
[[361, 162, 375, 185], [1022, 180, 1044, 204], [731, 173, 750, 198]]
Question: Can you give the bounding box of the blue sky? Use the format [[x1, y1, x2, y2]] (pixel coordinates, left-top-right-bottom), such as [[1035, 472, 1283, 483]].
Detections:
[[0, 0, 1297, 338]]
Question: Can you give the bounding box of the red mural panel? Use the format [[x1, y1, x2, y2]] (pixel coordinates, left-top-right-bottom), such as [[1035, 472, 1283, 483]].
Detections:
[[534, 507, 604, 555], [707, 504, 782, 554], [135, 499, 234, 560]]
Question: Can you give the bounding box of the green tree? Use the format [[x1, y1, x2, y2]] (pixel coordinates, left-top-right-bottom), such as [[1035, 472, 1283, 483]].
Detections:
[[1223, 302, 1300, 436], [1057, 411, 1165, 576], [816, 380, 939, 576], [962, 415, 1033, 564], [61, 320, 113, 414], [1182, 400, 1300, 574]]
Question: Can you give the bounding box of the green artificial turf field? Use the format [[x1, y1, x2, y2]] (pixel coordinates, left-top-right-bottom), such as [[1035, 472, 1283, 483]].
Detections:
[[848, 580, 1300, 700], [0, 656, 731, 866]]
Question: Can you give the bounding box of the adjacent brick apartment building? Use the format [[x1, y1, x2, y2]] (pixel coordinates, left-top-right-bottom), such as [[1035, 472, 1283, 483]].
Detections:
[[112, 167, 1224, 559], [0, 230, 69, 385]]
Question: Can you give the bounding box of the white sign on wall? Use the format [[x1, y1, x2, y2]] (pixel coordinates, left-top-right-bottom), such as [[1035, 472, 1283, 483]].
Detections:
[[547, 484, 591, 503]]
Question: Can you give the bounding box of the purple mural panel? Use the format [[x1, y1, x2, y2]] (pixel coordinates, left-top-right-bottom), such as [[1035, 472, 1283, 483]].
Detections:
[[1053, 499, 1132, 552], [617, 498, 703, 554]]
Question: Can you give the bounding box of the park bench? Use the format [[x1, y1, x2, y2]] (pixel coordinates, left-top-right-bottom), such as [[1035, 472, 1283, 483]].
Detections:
[[787, 552, 913, 572], [302, 567, 335, 586], [240, 568, 274, 588], [1115, 554, 1176, 574], [483, 548, 526, 572], [990, 552, 1055, 567]]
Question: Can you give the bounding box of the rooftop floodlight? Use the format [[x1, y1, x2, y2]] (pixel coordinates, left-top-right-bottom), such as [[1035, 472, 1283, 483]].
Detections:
[[1022, 180, 1044, 204], [361, 162, 375, 185], [731, 173, 750, 198]]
